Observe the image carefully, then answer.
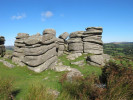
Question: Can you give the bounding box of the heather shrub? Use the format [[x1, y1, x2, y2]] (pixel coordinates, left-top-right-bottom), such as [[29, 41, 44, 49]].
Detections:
[[60, 74, 103, 100], [100, 61, 133, 100], [0, 77, 14, 100], [26, 83, 55, 100]]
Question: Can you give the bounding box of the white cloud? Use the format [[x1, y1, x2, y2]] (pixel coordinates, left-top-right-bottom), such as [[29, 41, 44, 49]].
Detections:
[[11, 13, 26, 20], [41, 11, 53, 18], [41, 11, 53, 22]]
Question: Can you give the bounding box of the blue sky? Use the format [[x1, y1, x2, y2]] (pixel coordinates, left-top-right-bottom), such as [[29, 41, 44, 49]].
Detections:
[[0, 0, 133, 46]]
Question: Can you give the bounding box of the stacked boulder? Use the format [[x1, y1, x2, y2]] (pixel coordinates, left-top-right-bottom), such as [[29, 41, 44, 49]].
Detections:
[[0, 36, 6, 57], [12, 33, 29, 66], [12, 29, 58, 72], [57, 32, 69, 56], [68, 27, 109, 66], [83, 27, 103, 54], [67, 31, 84, 53]]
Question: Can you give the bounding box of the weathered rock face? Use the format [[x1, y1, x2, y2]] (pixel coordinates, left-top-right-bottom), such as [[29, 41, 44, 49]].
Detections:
[[68, 27, 110, 67], [86, 54, 110, 66], [57, 32, 69, 56], [0, 36, 5, 57], [12, 33, 29, 66], [68, 27, 103, 54], [12, 29, 58, 72]]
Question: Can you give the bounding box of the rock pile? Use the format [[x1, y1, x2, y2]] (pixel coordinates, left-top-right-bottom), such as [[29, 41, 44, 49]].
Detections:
[[68, 27, 103, 54], [67, 31, 84, 53], [68, 27, 109, 67], [12, 27, 109, 72], [0, 36, 5, 57], [83, 27, 103, 54], [57, 32, 69, 56], [12, 29, 58, 72]]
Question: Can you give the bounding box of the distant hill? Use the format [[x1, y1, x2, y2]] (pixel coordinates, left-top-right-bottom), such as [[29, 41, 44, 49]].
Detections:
[[103, 42, 133, 57], [6, 46, 14, 51]]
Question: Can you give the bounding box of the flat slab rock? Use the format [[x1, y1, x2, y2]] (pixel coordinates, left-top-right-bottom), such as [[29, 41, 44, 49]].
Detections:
[[59, 32, 69, 40], [86, 54, 111, 67], [71, 60, 85, 67], [0, 59, 15, 68], [66, 53, 82, 60]]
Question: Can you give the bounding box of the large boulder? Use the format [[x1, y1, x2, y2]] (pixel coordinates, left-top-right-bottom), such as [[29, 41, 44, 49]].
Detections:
[[16, 33, 29, 39], [69, 31, 86, 38], [23, 47, 57, 67], [43, 29, 56, 36], [84, 27, 103, 34], [86, 54, 110, 67], [59, 32, 69, 40], [83, 42, 103, 54], [28, 56, 57, 72], [68, 43, 83, 51], [25, 35, 42, 45]]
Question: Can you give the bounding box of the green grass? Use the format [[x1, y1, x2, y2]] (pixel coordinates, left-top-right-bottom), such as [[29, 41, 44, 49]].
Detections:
[[0, 62, 65, 99], [58, 54, 102, 76], [0, 53, 102, 99]]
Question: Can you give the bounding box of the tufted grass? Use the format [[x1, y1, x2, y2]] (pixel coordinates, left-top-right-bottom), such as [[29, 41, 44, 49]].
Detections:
[[58, 54, 102, 77], [0, 53, 101, 100]]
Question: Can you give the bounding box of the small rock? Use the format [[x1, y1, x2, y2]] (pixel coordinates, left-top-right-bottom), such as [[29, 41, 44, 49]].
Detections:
[[67, 53, 82, 60], [71, 60, 85, 67]]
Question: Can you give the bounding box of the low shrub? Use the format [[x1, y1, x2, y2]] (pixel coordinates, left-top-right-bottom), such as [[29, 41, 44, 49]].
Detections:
[[26, 83, 55, 100], [60, 61, 133, 100], [0, 77, 14, 100], [100, 61, 133, 100]]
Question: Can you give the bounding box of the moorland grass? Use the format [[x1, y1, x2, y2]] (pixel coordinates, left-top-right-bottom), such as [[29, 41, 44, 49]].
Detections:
[[0, 54, 101, 99]]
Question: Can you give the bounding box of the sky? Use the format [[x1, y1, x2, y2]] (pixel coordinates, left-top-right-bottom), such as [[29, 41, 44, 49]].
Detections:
[[0, 0, 133, 46]]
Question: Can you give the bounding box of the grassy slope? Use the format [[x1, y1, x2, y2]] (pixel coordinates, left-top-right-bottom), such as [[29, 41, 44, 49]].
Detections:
[[0, 54, 101, 100]]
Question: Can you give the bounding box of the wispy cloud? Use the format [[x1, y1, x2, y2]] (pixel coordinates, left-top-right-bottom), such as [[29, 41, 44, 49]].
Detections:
[[11, 13, 26, 20], [41, 11, 53, 21]]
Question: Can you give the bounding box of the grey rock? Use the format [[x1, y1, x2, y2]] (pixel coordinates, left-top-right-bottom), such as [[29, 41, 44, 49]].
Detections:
[[25, 44, 41, 48], [84, 49, 103, 55], [42, 34, 54, 42], [16, 33, 29, 39], [13, 52, 24, 58], [68, 43, 83, 51], [67, 53, 82, 60], [0, 59, 15, 68], [58, 45, 64, 51], [41, 37, 56, 45], [86, 54, 110, 67], [83, 42, 103, 54], [12, 57, 25, 66], [85, 27, 103, 34], [28, 56, 57, 72], [56, 38, 64, 43], [15, 39, 25, 43], [66, 68, 83, 82], [58, 51, 64, 56], [83, 36, 103, 44], [71, 60, 85, 67], [67, 38, 82, 43], [59, 32, 69, 40], [52, 65, 71, 72], [43, 29, 56, 36], [25, 35, 42, 45], [14, 47, 24, 53], [24, 43, 56, 56], [69, 31, 86, 38], [85, 27, 103, 31], [23, 47, 57, 67], [14, 43, 25, 47]]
